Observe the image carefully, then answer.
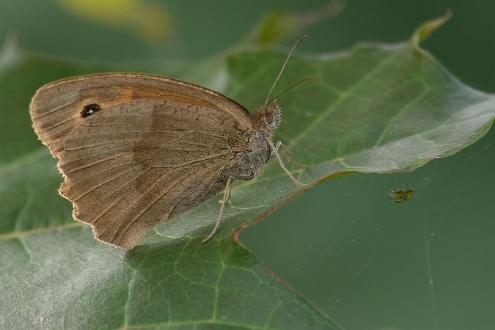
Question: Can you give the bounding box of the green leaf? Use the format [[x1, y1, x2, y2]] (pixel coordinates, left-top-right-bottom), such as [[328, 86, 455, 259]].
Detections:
[[1, 18, 494, 329]]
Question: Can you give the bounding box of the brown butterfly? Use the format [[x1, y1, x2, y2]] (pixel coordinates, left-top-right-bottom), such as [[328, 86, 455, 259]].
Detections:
[[29, 37, 307, 249]]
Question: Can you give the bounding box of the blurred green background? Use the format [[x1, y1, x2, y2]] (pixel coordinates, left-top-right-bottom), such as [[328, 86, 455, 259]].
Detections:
[[1, 1, 494, 329]]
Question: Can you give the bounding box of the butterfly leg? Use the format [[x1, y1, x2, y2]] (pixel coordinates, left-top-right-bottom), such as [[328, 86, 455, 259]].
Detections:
[[266, 138, 307, 188], [270, 139, 308, 169], [271, 141, 282, 157], [203, 176, 232, 243]]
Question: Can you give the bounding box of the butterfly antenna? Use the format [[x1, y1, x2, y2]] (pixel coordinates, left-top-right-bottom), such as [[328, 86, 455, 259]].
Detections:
[[267, 75, 319, 105], [264, 34, 308, 106]]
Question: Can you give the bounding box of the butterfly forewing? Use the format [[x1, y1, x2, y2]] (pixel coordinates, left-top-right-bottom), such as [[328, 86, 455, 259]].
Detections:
[[30, 73, 253, 249]]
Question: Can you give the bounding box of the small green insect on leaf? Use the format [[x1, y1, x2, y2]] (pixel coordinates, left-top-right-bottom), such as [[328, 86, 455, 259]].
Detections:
[[389, 188, 415, 203]]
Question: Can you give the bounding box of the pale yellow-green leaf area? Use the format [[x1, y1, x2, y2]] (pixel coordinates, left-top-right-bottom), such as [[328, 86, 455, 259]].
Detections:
[[57, 0, 174, 42]]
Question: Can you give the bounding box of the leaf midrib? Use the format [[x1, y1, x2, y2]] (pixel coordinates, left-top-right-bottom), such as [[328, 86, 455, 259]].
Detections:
[[0, 223, 82, 241], [286, 47, 400, 150]]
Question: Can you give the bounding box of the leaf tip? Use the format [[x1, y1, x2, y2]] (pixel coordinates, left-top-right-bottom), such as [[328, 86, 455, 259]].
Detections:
[[249, 0, 345, 48], [411, 9, 453, 47]]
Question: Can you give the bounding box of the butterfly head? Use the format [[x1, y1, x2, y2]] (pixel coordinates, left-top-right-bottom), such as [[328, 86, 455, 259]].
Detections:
[[255, 101, 281, 133]]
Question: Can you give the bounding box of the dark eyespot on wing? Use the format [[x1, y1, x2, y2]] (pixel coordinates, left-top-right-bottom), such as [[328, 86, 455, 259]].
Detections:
[[81, 104, 102, 118]]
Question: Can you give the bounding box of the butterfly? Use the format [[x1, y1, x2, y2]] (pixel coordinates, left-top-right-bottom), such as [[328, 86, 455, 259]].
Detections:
[[29, 37, 307, 249]]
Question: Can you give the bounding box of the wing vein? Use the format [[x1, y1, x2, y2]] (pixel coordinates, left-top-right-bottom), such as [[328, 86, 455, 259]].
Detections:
[[115, 159, 232, 245], [64, 152, 128, 174], [152, 151, 232, 168], [42, 116, 77, 132], [90, 167, 159, 226], [31, 100, 75, 119], [72, 165, 140, 202]]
